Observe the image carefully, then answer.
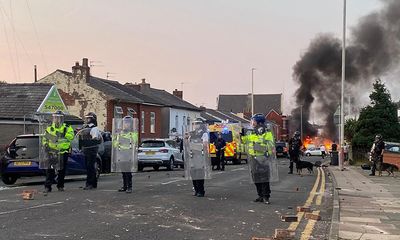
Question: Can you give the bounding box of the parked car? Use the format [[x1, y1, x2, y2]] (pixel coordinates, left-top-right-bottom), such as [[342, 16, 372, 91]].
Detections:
[[275, 141, 289, 158], [138, 139, 184, 171], [383, 142, 400, 169], [304, 147, 322, 156], [0, 134, 102, 185]]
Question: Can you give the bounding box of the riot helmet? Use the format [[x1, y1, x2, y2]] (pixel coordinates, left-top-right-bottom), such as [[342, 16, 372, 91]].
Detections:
[[251, 113, 266, 127], [52, 110, 65, 127], [294, 131, 300, 139], [84, 112, 97, 126], [375, 134, 382, 142], [122, 116, 133, 133]]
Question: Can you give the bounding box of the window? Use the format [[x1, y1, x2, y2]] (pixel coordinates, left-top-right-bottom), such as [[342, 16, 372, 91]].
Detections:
[[183, 116, 186, 127], [187, 117, 190, 126], [141, 111, 145, 133], [114, 106, 123, 118], [127, 107, 136, 117], [150, 112, 156, 133]]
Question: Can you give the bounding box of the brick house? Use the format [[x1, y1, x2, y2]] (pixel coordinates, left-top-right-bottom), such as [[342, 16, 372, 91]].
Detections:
[[38, 58, 164, 140], [266, 109, 289, 142], [125, 79, 202, 138]]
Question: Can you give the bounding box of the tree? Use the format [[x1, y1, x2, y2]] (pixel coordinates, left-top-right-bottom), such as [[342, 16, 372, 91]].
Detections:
[[344, 118, 357, 142], [352, 79, 400, 147]]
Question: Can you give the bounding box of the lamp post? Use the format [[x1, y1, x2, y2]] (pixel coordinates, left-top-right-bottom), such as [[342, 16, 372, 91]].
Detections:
[[251, 68, 256, 116], [339, 0, 347, 170]]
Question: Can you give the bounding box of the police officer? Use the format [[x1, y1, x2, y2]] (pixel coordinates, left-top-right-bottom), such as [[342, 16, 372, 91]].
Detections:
[[113, 116, 138, 193], [242, 114, 274, 204], [288, 131, 302, 174], [370, 134, 385, 176], [42, 111, 74, 194], [81, 112, 102, 190], [214, 132, 226, 171]]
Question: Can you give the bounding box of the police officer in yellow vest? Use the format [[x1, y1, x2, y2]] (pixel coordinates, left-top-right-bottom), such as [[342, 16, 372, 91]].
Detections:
[[242, 114, 274, 204], [42, 111, 74, 194], [112, 116, 139, 193]]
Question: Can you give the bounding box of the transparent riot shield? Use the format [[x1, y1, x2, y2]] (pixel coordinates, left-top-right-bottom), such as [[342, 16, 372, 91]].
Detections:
[[244, 130, 279, 183], [38, 120, 64, 170], [111, 117, 139, 173], [76, 128, 104, 154], [183, 124, 211, 180]]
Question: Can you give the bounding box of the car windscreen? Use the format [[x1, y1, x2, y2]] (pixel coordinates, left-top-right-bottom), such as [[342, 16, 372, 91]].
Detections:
[[209, 131, 233, 143], [141, 141, 165, 148], [276, 142, 286, 147], [14, 137, 39, 159]]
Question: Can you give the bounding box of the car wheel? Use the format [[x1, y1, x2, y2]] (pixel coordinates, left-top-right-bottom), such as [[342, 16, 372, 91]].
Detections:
[[167, 157, 174, 171], [153, 166, 160, 171], [306, 153, 311, 157], [1, 174, 18, 185]]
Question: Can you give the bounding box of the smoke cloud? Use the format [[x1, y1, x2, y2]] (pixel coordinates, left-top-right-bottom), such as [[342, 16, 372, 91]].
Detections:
[[291, 0, 400, 140]]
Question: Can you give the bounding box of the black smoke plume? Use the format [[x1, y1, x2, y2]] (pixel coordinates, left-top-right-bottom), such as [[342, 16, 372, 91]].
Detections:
[[291, 0, 400, 141]]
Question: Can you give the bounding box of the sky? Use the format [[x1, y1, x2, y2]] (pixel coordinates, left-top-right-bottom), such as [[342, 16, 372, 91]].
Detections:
[[0, 0, 385, 113]]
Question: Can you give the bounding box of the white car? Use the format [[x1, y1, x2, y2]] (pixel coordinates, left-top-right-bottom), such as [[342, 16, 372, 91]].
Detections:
[[304, 147, 322, 156], [138, 139, 184, 171]]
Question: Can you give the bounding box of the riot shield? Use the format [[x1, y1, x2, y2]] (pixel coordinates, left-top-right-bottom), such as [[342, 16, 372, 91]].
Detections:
[[38, 121, 64, 170], [76, 128, 104, 153], [245, 131, 279, 183], [111, 117, 139, 173], [183, 124, 211, 180]]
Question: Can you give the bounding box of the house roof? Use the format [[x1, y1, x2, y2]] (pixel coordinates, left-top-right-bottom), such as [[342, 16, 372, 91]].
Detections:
[[217, 94, 282, 115], [140, 87, 200, 111], [0, 83, 82, 123], [200, 108, 250, 124], [0, 83, 53, 119], [100, 79, 163, 106]]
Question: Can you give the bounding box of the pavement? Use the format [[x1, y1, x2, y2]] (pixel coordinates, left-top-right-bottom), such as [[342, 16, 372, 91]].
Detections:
[[0, 157, 332, 240], [328, 164, 400, 240]]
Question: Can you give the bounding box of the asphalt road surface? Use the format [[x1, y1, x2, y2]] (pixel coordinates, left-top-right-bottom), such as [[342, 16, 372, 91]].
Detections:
[[0, 157, 333, 240]]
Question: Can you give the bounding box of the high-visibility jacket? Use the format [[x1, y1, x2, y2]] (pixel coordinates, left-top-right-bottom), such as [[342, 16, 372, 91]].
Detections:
[[242, 131, 274, 157], [42, 123, 74, 153], [112, 132, 138, 150]]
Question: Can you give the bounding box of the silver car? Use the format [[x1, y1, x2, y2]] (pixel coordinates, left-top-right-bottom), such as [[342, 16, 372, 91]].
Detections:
[[138, 139, 184, 171]]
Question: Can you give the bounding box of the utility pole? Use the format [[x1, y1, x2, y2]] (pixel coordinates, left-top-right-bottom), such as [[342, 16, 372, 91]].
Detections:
[[251, 68, 256, 116], [339, 0, 347, 171], [34, 65, 37, 82]]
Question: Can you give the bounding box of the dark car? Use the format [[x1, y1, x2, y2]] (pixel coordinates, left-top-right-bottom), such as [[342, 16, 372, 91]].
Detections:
[[0, 134, 102, 185], [275, 141, 289, 158]]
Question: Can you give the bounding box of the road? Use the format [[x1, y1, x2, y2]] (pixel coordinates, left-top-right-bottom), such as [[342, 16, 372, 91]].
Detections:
[[0, 157, 332, 240]]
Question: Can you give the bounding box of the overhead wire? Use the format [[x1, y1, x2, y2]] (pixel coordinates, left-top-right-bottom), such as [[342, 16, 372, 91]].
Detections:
[[25, 0, 48, 73], [0, 4, 17, 82], [9, 0, 21, 81], [0, 0, 34, 67]]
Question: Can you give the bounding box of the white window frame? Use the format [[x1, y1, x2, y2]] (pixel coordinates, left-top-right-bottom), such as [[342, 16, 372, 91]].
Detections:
[[127, 107, 136, 117], [150, 112, 156, 134], [141, 111, 145, 133], [114, 106, 123, 118]]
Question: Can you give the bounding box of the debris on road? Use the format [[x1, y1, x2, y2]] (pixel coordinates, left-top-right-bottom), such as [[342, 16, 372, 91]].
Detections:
[[297, 206, 311, 213], [274, 229, 295, 239], [280, 215, 298, 222], [22, 190, 37, 200], [305, 213, 321, 221]]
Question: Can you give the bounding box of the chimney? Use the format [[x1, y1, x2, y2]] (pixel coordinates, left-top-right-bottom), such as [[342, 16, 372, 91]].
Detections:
[[72, 58, 90, 83], [138, 78, 150, 91], [173, 89, 183, 99]]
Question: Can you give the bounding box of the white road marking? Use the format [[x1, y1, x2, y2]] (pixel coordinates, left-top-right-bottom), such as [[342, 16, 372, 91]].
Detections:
[[0, 186, 25, 191], [0, 201, 64, 215], [161, 179, 183, 185], [231, 167, 246, 172]]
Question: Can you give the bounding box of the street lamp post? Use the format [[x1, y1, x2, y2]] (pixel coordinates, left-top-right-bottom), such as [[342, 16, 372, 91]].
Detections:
[[251, 68, 256, 116], [300, 105, 303, 141], [340, 0, 347, 170]]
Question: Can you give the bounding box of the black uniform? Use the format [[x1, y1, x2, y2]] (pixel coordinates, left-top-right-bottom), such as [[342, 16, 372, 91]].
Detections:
[[370, 139, 385, 176], [288, 137, 302, 174], [189, 127, 208, 197], [214, 137, 226, 171], [80, 124, 101, 189]]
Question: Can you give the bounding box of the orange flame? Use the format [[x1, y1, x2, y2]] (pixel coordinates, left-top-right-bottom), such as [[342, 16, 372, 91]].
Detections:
[[303, 136, 333, 150]]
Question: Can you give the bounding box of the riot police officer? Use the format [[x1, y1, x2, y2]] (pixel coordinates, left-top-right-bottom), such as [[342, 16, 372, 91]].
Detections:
[[242, 114, 275, 204], [42, 111, 74, 194], [370, 134, 385, 176], [112, 116, 139, 193], [80, 112, 102, 190], [288, 131, 302, 174]]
